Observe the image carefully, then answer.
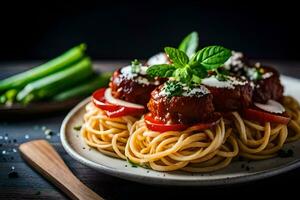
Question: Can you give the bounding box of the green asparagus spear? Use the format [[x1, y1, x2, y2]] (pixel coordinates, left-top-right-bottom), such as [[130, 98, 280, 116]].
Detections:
[[5, 89, 18, 103], [0, 44, 86, 92], [0, 94, 6, 104], [52, 72, 112, 101], [0, 89, 19, 105], [17, 57, 93, 103]]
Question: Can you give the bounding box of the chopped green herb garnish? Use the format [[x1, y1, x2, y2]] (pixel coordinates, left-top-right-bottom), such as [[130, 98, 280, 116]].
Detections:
[[147, 44, 231, 86], [246, 68, 263, 81], [131, 59, 141, 73], [164, 81, 183, 97], [73, 125, 82, 131], [254, 69, 263, 80]]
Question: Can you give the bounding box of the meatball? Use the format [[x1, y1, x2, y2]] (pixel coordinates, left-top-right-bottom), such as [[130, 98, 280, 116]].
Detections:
[[147, 82, 214, 124], [252, 66, 283, 103], [224, 51, 283, 103], [202, 75, 253, 112], [109, 66, 164, 107]]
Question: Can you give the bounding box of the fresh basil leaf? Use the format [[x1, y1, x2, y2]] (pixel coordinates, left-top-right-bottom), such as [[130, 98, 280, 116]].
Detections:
[[191, 46, 231, 70], [190, 63, 208, 79], [173, 67, 192, 83], [164, 47, 189, 67], [192, 75, 202, 84], [178, 31, 199, 58], [146, 64, 175, 78]]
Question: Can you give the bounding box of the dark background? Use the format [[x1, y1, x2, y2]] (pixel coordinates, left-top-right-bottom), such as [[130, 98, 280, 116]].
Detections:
[[0, 1, 299, 62]]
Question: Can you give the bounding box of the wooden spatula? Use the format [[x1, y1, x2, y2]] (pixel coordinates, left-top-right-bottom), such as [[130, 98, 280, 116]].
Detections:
[[19, 139, 104, 200]]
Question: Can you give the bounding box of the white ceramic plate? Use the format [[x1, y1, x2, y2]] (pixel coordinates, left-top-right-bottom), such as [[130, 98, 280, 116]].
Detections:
[[60, 75, 300, 186]]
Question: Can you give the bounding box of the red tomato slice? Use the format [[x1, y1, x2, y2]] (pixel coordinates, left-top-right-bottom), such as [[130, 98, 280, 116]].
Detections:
[[92, 88, 120, 111], [243, 108, 290, 125], [144, 113, 220, 132], [144, 113, 188, 132], [106, 106, 144, 118], [92, 88, 145, 117]]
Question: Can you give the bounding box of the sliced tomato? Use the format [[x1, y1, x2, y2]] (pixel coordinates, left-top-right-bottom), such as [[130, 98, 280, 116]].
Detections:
[[92, 88, 120, 111], [105, 106, 144, 118], [144, 113, 188, 132], [243, 108, 290, 125], [144, 113, 220, 132], [92, 88, 145, 117]]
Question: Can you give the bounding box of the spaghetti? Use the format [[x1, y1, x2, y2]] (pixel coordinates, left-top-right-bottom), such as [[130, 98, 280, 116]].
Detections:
[[230, 111, 288, 160], [81, 102, 139, 159], [229, 96, 300, 160], [79, 42, 300, 173], [125, 118, 239, 172], [283, 96, 300, 142], [80, 93, 300, 171]]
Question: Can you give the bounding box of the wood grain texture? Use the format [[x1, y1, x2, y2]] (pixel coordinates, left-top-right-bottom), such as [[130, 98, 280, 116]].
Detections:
[[19, 140, 104, 200]]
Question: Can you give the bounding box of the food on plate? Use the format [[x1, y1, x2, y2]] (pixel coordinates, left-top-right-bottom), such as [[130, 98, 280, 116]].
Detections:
[[80, 32, 300, 172], [126, 45, 239, 172], [110, 60, 164, 107], [224, 52, 284, 103], [80, 60, 165, 159], [201, 75, 252, 111], [147, 81, 214, 124]]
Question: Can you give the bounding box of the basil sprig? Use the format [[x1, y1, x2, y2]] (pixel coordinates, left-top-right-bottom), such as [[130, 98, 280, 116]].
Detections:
[[178, 31, 199, 58], [147, 46, 231, 85]]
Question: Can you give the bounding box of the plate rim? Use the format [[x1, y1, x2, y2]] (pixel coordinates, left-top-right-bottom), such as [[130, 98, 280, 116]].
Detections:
[[60, 77, 300, 186]]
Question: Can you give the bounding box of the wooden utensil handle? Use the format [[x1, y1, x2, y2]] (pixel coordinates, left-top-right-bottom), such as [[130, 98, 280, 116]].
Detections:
[[19, 140, 104, 200]]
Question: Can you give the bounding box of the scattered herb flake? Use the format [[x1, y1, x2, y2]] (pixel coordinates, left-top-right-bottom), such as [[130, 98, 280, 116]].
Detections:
[[127, 159, 138, 168], [73, 125, 82, 131], [131, 59, 141, 74]]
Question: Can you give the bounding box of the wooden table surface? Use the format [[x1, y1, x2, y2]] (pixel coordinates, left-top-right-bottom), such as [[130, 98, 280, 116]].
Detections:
[[1, 60, 300, 200]]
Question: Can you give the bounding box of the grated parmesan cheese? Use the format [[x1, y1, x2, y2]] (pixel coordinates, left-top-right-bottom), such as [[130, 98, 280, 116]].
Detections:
[[202, 75, 247, 89], [119, 65, 154, 85], [159, 82, 210, 97], [262, 72, 273, 79]]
